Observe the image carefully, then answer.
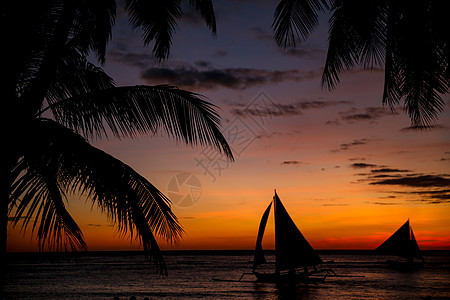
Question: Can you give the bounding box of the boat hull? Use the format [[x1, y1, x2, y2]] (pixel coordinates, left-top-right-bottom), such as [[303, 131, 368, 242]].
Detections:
[[254, 271, 326, 284]]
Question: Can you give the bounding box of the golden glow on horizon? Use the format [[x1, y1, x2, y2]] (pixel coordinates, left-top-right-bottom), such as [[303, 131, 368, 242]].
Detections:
[[8, 190, 450, 252]]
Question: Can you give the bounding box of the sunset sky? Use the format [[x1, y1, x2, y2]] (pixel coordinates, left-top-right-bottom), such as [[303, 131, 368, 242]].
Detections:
[[8, 1, 450, 252]]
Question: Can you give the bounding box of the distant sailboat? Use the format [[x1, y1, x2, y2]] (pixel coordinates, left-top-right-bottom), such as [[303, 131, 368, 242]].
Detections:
[[252, 190, 330, 283], [376, 220, 424, 269]]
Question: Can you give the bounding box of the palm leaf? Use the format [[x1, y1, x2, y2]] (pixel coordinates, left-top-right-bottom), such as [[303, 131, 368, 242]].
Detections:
[[69, 0, 117, 63], [47, 84, 234, 160], [272, 0, 329, 48], [123, 0, 216, 60], [44, 50, 115, 107], [10, 119, 183, 273], [188, 0, 216, 34], [384, 0, 447, 127], [322, 0, 448, 127], [322, 0, 386, 90], [10, 156, 87, 252]]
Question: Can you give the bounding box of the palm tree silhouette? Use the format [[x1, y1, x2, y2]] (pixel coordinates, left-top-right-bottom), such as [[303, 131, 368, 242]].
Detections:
[[1, 0, 232, 279], [273, 0, 449, 127]]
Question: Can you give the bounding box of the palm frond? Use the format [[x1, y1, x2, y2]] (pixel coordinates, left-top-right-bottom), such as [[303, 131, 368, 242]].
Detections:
[[272, 0, 329, 48], [15, 0, 115, 112], [44, 50, 115, 108], [70, 0, 117, 63], [10, 158, 87, 252], [123, 0, 216, 60], [322, 0, 386, 90], [382, 38, 401, 112], [11, 119, 183, 273], [188, 0, 216, 35], [48, 84, 234, 160], [124, 0, 182, 60], [383, 0, 448, 127]]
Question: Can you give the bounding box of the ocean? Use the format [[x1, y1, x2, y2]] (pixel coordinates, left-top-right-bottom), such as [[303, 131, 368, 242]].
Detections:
[[4, 251, 450, 299]]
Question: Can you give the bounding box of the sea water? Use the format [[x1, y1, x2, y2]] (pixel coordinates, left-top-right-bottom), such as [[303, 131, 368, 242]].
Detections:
[[4, 251, 450, 299]]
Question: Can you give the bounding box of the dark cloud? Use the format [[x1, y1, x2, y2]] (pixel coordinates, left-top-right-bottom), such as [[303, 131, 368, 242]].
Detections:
[[354, 164, 450, 204], [378, 195, 397, 199], [194, 60, 213, 68], [299, 100, 352, 110], [342, 107, 395, 122], [369, 202, 402, 205], [371, 168, 410, 173], [349, 157, 367, 161], [231, 99, 351, 118], [108, 49, 321, 90], [390, 189, 450, 204], [279, 47, 327, 59], [327, 106, 396, 126], [87, 224, 102, 227], [370, 174, 450, 188], [407, 190, 450, 202], [340, 139, 369, 150], [281, 160, 307, 166], [400, 124, 448, 132], [350, 163, 378, 169], [141, 64, 320, 90], [370, 174, 402, 179], [331, 138, 375, 153]]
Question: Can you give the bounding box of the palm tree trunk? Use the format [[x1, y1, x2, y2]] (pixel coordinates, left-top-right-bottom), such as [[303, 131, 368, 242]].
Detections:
[[0, 151, 20, 295], [0, 163, 9, 295]]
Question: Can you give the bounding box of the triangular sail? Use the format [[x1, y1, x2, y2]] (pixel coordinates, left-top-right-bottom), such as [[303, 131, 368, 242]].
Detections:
[[253, 202, 272, 270], [273, 192, 323, 272], [377, 220, 422, 260], [410, 229, 423, 260]]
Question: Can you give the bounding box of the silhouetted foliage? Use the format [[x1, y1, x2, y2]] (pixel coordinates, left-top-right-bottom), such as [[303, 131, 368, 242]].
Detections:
[[273, 0, 449, 127], [1, 0, 232, 276]]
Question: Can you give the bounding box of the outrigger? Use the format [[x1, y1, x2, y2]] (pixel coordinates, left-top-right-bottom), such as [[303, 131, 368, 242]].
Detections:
[[213, 191, 364, 284]]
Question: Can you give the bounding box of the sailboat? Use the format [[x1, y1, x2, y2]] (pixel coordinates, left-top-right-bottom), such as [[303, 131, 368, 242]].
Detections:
[[376, 219, 424, 270], [252, 190, 330, 284]]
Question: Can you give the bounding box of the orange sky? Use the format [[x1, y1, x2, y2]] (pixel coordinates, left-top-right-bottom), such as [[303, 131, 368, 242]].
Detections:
[[8, 2, 450, 252]]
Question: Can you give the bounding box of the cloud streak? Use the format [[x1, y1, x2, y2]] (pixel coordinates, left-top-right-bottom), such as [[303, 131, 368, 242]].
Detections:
[[140, 65, 320, 90], [331, 138, 376, 153], [327, 107, 397, 126], [370, 175, 450, 188], [350, 162, 450, 204], [231, 99, 352, 118], [350, 163, 378, 169], [281, 160, 308, 166], [108, 49, 321, 90]]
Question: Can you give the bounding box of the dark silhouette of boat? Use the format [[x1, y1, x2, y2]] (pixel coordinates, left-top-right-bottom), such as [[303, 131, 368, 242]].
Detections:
[[376, 219, 424, 270], [252, 190, 332, 284]]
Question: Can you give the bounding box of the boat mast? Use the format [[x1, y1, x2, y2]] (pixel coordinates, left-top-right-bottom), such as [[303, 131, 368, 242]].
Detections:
[[273, 190, 280, 275]]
